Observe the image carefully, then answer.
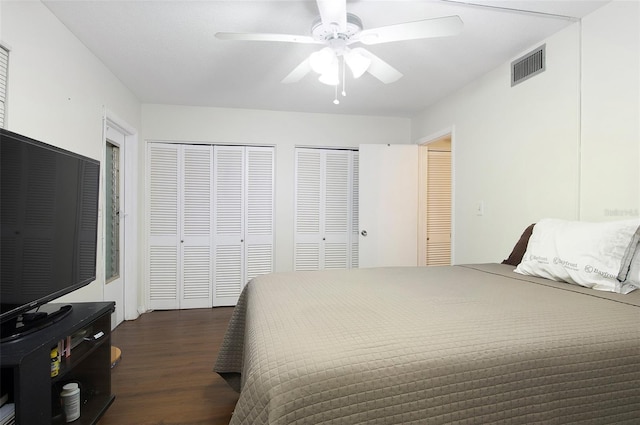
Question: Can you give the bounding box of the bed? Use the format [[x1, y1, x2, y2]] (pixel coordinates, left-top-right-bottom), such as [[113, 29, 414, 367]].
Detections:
[[215, 220, 640, 424]]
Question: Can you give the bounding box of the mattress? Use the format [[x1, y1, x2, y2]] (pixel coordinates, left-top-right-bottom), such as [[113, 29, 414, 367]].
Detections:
[[214, 263, 640, 424]]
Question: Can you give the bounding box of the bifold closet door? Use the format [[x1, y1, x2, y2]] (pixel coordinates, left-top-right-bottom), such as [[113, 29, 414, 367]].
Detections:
[[294, 148, 358, 271], [213, 146, 274, 306], [147, 144, 213, 310], [148, 143, 274, 309]]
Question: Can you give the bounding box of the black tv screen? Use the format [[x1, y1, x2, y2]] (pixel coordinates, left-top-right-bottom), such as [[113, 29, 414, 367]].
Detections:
[[0, 128, 100, 327]]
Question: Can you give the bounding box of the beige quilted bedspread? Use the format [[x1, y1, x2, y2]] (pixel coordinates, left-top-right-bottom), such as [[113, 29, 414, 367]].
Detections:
[[215, 264, 640, 424]]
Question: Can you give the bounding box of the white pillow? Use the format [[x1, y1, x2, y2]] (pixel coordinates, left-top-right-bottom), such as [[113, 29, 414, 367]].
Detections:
[[515, 218, 640, 294]]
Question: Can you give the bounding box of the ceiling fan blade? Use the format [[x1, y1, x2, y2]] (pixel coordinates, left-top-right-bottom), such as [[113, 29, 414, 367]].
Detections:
[[215, 32, 320, 44], [359, 15, 463, 45], [355, 48, 403, 84], [282, 58, 312, 84], [316, 0, 347, 31]]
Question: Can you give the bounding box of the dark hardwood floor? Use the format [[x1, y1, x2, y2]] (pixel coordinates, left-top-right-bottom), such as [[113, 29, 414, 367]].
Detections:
[[99, 307, 238, 425]]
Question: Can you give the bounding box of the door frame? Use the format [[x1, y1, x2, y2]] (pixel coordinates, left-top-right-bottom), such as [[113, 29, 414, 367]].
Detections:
[[416, 126, 456, 265], [103, 109, 139, 324]]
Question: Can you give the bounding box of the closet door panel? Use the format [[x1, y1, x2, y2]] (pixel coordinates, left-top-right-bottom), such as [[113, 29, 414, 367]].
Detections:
[[294, 148, 358, 271], [213, 146, 245, 306], [180, 145, 213, 309], [294, 149, 323, 271], [351, 152, 359, 268], [426, 150, 452, 266], [148, 143, 274, 309], [323, 150, 350, 269], [148, 144, 180, 309], [245, 147, 274, 282]]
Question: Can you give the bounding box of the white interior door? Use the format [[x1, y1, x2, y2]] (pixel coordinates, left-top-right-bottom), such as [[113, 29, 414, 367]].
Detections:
[[358, 144, 419, 268]]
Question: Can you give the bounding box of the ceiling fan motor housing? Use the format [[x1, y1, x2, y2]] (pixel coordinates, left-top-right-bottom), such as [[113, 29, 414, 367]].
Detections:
[[312, 12, 363, 51]]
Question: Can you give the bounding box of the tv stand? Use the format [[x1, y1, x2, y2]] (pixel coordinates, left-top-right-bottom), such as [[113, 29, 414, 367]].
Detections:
[[0, 302, 115, 424], [1, 304, 73, 342]]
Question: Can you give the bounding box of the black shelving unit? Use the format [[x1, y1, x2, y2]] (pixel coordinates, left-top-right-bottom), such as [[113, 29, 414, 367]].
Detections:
[[0, 302, 115, 424]]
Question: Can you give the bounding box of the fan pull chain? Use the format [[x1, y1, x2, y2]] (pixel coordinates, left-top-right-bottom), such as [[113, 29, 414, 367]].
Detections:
[[341, 56, 347, 97]]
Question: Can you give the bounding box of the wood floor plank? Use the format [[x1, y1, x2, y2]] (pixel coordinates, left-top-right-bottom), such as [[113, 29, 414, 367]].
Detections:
[[98, 307, 238, 425]]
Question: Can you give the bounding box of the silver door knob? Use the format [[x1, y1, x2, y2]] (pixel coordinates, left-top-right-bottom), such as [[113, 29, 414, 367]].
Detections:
[[360, 230, 367, 237]]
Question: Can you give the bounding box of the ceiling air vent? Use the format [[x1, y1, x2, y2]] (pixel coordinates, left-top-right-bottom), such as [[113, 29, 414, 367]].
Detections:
[[511, 44, 545, 87]]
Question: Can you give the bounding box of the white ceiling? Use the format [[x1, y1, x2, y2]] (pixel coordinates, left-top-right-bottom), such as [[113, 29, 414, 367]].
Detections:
[[43, 0, 609, 117]]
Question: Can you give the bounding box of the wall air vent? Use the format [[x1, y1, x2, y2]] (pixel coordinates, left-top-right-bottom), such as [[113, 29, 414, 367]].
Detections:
[[511, 44, 545, 87]]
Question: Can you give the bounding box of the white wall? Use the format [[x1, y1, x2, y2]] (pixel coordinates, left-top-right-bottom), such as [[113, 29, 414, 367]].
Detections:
[[1, 1, 141, 304], [141, 104, 411, 284], [411, 0, 639, 264], [412, 24, 581, 263], [580, 0, 639, 221]]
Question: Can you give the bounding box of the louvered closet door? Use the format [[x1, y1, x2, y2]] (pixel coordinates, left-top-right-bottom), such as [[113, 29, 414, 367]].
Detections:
[[149, 143, 273, 309], [294, 148, 357, 271], [323, 150, 351, 269], [244, 147, 274, 283], [180, 145, 214, 308], [294, 149, 322, 271], [213, 146, 244, 306], [148, 144, 180, 309], [148, 144, 213, 310], [351, 152, 359, 268], [212, 146, 274, 306], [426, 150, 452, 265]]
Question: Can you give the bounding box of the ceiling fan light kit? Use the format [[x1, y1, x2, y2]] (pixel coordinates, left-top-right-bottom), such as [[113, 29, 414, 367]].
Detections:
[[215, 0, 463, 104]]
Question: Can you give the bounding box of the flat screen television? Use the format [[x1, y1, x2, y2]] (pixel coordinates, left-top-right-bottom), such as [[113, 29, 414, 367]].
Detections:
[[0, 128, 100, 340]]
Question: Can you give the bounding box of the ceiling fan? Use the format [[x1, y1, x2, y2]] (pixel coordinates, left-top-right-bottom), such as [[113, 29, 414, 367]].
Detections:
[[216, 0, 463, 100]]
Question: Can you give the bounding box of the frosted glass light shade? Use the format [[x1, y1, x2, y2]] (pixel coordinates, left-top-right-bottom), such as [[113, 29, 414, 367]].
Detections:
[[318, 60, 339, 86], [310, 47, 336, 74], [344, 48, 371, 79]]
